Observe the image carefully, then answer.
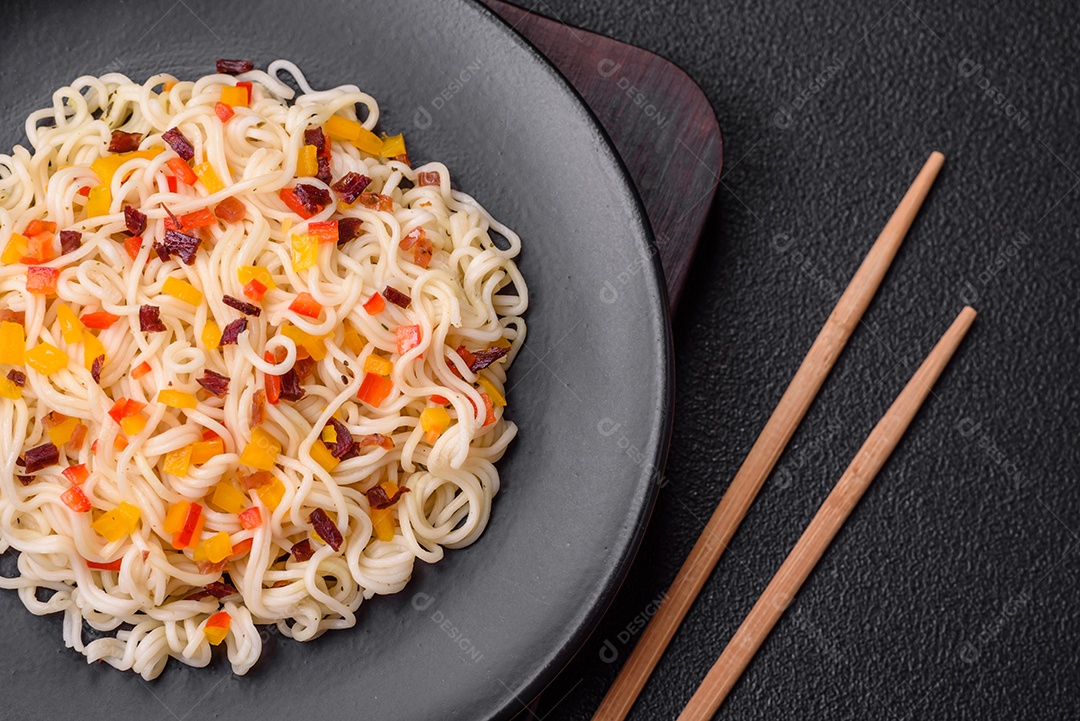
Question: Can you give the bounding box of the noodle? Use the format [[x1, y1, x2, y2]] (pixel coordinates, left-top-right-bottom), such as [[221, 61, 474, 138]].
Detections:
[[0, 61, 527, 678]]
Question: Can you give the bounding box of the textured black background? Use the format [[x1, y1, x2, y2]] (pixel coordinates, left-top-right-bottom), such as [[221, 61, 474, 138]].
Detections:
[[531, 1, 1080, 718]]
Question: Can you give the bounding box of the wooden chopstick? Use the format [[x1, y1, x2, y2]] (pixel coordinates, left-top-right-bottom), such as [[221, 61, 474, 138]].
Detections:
[[678, 306, 976, 719], [591, 151, 945, 721]]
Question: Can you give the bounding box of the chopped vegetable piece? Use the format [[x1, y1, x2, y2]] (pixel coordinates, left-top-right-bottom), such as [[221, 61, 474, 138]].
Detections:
[[358, 191, 393, 211], [167, 157, 198, 185], [214, 101, 235, 122], [215, 196, 245, 223], [92, 502, 141, 542], [237, 470, 271, 491], [124, 205, 147, 235], [279, 187, 312, 219], [163, 445, 193, 477], [396, 325, 421, 355], [220, 318, 248, 344], [381, 133, 406, 157], [164, 500, 190, 534], [124, 234, 144, 261], [62, 485, 92, 513], [83, 334, 107, 374], [240, 428, 281, 471], [331, 172, 372, 204], [190, 438, 224, 464], [139, 305, 166, 332], [1, 233, 28, 264], [0, 322, 25, 365], [480, 392, 496, 426], [202, 320, 222, 350], [326, 418, 353, 459], [211, 482, 245, 514], [257, 476, 286, 510], [363, 355, 393, 376], [308, 508, 342, 551], [26, 342, 67, 375], [197, 369, 230, 397], [81, 311, 119, 329], [362, 292, 385, 315], [24, 442, 59, 473], [243, 278, 267, 302], [250, 389, 266, 427], [325, 115, 362, 142], [202, 532, 233, 563], [171, 502, 204, 548], [86, 558, 123, 572], [55, 304, 84, 344], [297, 145, 318, 177], [291, 233, 318, 271], [131, 361, 152, 379], [162, 127, 195, 160], [49, 417, 80, 446], [288, 292, 322, 318], [263, 351, 282, 404], [119, 414, 146, 436], [305, 127, 327, 154], [0, 378, 24, 400], [370, 506, 395, 541], [166, 175, 178, 192], [162, 229, 202, 264], [280, 324, 327, 360], [290, 539, 314, 561], [203, 611, 231, 646], [171, 208, 216, 229], [90, 147, 164, 185], [383, 286, 411, 308], [238, 506, 262, 530], [343, 323, 364, 355], [420, 407, 452, 443], [279, 368, 305, 402], [351, 125, 384, 155], [238, 265, 276, 289], [26, 267, 59, 296], [309, 441, 338, 472], [108, 130, 143, 153], [60, 230, 82, 255], [219, 84, 248, 107], [478, 377, 507, 407], [162, 276, 203, 305], [357, 372, 393, 407], [204, 581, 239, 599], [192, 161, 225, 193], [337, 217, 363, 245], [229, 538, 254, 559], [24, 219, 57, 236], [293, 183, 331, 215], [367, 482, 410, 509], [7, 369, 26, 386], [222, 294, 261, 317], [62, 464, 90, 485], [216, 58, 254, 74], [158, 389, 198, 409], [307, 220, 338, 244], [417, 171, 441, 187]]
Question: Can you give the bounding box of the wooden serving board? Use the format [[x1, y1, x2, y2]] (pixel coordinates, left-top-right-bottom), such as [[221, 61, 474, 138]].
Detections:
[[483, 0, 723, 312]]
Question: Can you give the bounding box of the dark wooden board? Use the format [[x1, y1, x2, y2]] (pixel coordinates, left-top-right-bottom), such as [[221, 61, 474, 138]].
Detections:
[[484, 0, 723, 311]]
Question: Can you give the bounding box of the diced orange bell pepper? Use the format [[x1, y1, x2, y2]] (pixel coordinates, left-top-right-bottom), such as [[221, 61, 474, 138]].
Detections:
[[357, 372, 393, 407], [238, 507, 262, 530], [62, 486, 92, 513], [81, 311, 120, 329], [26, 267, 59, 296], [280, 188, 312, 219], [307, 220, 338, 244], [62, 464, 90, 485], [396, 325, 421, 356], [288, 292, 323, 319], [204, 611, 231, 645], [167, 158, 198, 186], [171, 502, 204, 549], [362, 292, 385, 315]]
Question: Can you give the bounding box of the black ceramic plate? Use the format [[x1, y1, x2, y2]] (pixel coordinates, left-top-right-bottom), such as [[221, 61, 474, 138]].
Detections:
[[0, 1, 671, 718]]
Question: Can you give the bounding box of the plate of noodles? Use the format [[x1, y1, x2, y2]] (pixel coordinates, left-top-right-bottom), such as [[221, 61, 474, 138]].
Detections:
[[0, 0, 671, 718]]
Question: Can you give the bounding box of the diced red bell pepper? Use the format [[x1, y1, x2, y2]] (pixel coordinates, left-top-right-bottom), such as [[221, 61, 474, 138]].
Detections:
[[229, 537, 254, 559], [86, 558, 123, 571], [396, 325, 421, 356], [172, 502, 204, 549], [215, 196, 246, 223], [481, 393, 496, 426], [307, 220, 338, 244], [243, 278, 267, 302], [166, 175, 178, 193], [24, 219, 57, 236], [431, 395, 449, 405], [357, 372, 394, 407], [167, 158, 198, 186], [26, 266, 59, 296], [279, 187, 313, 219], [131, 361, 152, 379], [215, 101, 235, 122], [124, 235, 143, 261], [62, 485, 92, 512], [62, 464, 90, 485], [179, 208, 217, 229], [288, 292, 323, 319], [236, 81, 253, 103], [108, 397, 145, 424], [238, 507, 262, 530], [264, 351, 281, 404], [362, 292, 385, 315], [81, 311, 120, 329]]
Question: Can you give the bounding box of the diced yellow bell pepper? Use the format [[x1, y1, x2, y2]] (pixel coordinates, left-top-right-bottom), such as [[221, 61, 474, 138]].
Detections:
[[2, 233, 29, 264], [238, 265, 276, 290], [291, 233, 317, 271], [352, 125, 384, 155], [193, 161, 225, 194], [280, 324, 327, 361], [26, 342, 68, 375], [190, 438, 224, 464], [297, 145, 318, 177], [119, 414, 146, 436], [163, 500, 190, 534], [203, 613, 230, 645], [239, 428, 281, 471], [381, 133, 406, 157], [55, 304, 84, 344], [370, 480, 399, 542], [203, 531, 233, 563], [492, 337, 512, 349], [201, 320, 222, 350], [211, 482, 246, 514], [321, 425, 337, 444], [420, 407, 451, 443], [92, 501, 141, 542], [163, 445, 193, 477], [86, 185, 111, 218], [157, 389, 198, 409], [0, 321, 25, 365], [309, 441, 339, 472], [0, 377, 21, 400], [90, 148, 164, 185], [162, 276, 203, 305], [324, 115, 361, 142], [220, 85, 248, 108], [257, 476, 286, 511], [363, 355, 393, 376], [477, 377, 506, 407], [83, 332, 106, 372], [48, 417, 80, 446], [343, 322, 364, 355]]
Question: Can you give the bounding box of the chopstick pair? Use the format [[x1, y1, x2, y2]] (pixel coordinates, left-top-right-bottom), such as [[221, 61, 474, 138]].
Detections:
[[593, 151, 973, 720]]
